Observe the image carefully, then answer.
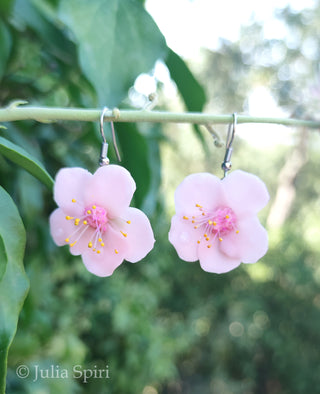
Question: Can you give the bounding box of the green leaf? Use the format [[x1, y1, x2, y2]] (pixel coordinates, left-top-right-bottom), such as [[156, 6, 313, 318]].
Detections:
[[116, 122, 151, 208], [0, 187, 29, 394], [165, 49, 207, 145], [165, 48, 207, 112], [0, 0, 13, 17], [0, 136, 54, 190], [0, 235, 7, 284], [0, 20, 12, 81], [59, 0, 168, 106]]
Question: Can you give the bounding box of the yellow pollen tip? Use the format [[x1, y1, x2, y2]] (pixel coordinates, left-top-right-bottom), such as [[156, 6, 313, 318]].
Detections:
[[207, 245, 211, 248], [236, 230, 240, 234], [101, 242, 105, 247], [88, 242, 93, 248], [98, 238, 102, 242], [192, 220, 195, 223], [183, 216, 189, 220], [213, 221, 217, 226], [225, 215, 230, 219], [196, 204, 202, 208], [197, 240, 200, 244], [87, 210, 91, 214], [92, 205, 96, 209], [120, 231, 127, 237], [65, 238, 70, 243], [194, 226, 198, 229], [70, 241, 77, 247], [202, 212, 205, 216], [206, 237, 209, 241], [115, 249, 119, 254], [83, 220, 88, 225], [208, 220, 213, 225], [219, 237, 223, 242], [204, 233, 208, 237], [65, 216, 72, 220], [74, 218, 80, 225], [126, 220, 131, 224], [97, 250, 101, 254], [72, 199, 76, 203]]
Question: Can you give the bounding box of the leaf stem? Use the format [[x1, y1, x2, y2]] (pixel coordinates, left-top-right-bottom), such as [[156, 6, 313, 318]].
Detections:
[[0, 105, 319, 129]]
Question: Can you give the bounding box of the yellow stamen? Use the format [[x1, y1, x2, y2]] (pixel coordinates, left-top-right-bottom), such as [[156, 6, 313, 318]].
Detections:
[[97, 250, 101, 254], [208, 220, 213, 225], [88, 242, 93, 248], [72, 199, 76, 203], [225, 215, 230, 219], [183, 216, 189, 220], [192, 216, 195, 219], [115, 249, 119, 254], [120, 231, 127, 237], [204, 233, 208, 237], [65, 216, 73, 220], [206, 237, 209, 241], [197, 240, 200, 244], [87, 210, 92, 214], [213, 221, 217, 226], [196, 204, 202, 208], [236, 230, 240, 234], [207, 245, 211, 248], [202, 212, 205, 216], [126, 220, 131, 224], [70, 241, 77, 247], [192, 220, 195, 223], [74, 218, 80, 226], [101, 242, 105, 247], [65, 238, 70, 243], [92, 248, 96, 252], [83, 220, 88, 225], [92, 205, 96, 209], [98, 238, 102, 242], [219, 237, 223, 242], [194, 226, 198, 229]]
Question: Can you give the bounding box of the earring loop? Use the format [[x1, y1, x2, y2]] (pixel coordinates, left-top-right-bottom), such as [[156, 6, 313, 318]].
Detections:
[[221, 113, 237, 178], [99, 107, 121, 166]]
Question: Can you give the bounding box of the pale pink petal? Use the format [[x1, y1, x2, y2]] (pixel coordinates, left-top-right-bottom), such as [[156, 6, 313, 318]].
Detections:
[[54, 167, 92, 215], [68, 224, 95, 256], [174, 173, 225, 216], [81, 228, 127, 277], [168, 215, 201, 261], [222, 170, 269, 217], [198, 242, 241, 273], [49, 208, 96, 256], [50, 208, 71, 246], [118, 207, 155, 263], [219, 216, 268, 263], [84, 165, 136, 218]]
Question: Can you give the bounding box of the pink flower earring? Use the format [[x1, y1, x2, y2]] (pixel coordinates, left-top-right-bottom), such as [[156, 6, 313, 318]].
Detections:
[[49, 108, 155, 277], [168, 113, 269, 274]]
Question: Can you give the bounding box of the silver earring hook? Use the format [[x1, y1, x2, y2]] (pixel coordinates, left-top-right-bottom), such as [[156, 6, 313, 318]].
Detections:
[[99, 107, 121, 166], [221, 113, 237, 178]]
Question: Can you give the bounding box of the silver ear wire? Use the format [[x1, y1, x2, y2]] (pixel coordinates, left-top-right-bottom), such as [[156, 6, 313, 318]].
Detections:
[[221, 113, 237, 178], [99, 107, 121, 166]]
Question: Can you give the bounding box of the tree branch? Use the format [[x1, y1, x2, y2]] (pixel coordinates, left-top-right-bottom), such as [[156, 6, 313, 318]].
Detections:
[[0, 105, 320, 129]]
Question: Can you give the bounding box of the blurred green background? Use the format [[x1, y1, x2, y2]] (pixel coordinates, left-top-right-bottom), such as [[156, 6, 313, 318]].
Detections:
[[1, 0, 320, 393]]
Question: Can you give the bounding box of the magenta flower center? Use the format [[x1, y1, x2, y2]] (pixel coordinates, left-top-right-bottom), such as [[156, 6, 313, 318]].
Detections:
[[84, 205, 108, 232], [183, 204, 239, 248], [63, 199, 131, 255]]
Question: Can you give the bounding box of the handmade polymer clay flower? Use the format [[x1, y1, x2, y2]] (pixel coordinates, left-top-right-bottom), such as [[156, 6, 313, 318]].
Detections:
[[50, 165, 155, 277], [168, 170, 269, 273]]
